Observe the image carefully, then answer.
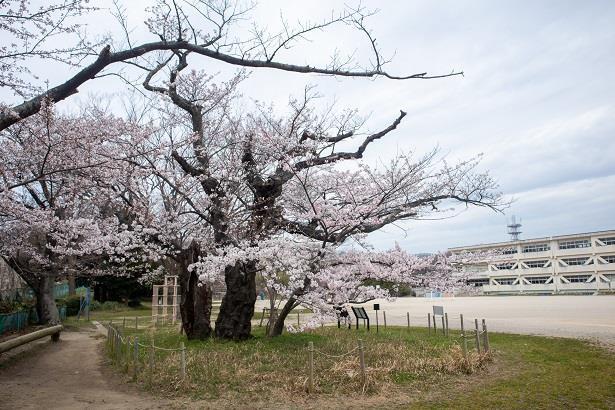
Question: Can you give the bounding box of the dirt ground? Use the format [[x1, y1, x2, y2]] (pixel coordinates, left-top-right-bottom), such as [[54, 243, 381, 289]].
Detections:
[[0, 327, 170, 409]]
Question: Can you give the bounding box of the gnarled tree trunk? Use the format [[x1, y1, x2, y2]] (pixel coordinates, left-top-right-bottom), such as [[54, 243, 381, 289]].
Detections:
[[35, 274, 60, 325], [215, 261, 257, 340], [175, 243, 213, 339]]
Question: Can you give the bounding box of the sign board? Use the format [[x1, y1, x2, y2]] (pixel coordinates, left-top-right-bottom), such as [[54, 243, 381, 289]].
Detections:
[[351, 306, 370, 331], [373, 303, 380, 311], [432, 305, 444, 316], [352, 306, 369, 319]]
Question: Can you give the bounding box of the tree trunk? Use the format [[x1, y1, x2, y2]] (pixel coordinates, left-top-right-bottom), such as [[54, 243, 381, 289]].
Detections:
[[215, 261, 257, 340], [269, 296, 297, 337], [68, 274, 76, 296], [176, 244, 213, 340], [35, 275, 60, 325]]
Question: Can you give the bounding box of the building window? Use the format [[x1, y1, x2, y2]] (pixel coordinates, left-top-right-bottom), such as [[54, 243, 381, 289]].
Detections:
[[502, 248, 518, 255], [598, 237, 615, 245], [558, 239, 591, 249], [524, 260, 548, 268], [561, 257, 592, 266], [495, 277, 516, 285], [601, 255, 615, 264], [563, 275, 591, 283], [467, 278, 489, 287], [523, 244, 549, 253], [494, 262, 515, 270], [525, 276, 550, 284]]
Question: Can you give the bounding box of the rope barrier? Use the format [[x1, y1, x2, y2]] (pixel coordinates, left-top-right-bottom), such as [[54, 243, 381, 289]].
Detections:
[[313, 346, 359, 359]]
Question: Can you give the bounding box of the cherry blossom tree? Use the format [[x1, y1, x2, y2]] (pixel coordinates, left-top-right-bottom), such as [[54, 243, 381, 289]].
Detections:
[[129, 59, 503, 340], [0, 0, 461, 130], [0, 102, 156, 324]]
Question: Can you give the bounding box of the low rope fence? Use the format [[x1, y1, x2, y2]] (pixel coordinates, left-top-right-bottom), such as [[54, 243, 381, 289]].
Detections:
[[105, 323, 187, 385], [306, 339, 367, 393]]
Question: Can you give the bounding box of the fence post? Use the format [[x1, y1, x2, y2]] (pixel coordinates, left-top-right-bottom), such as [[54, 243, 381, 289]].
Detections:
[[482, 319, 490, 353], [460, 314, 467, 359], [474, 318, 481, 354], [125, 338, 130, 372], [445, 313, 449, 337], [308, 341, 314, 393], [115, 332, 121, 363], [297, 312, 300, 328], [427, 313, 431, 334], [149, 340, 155, 386], [383, 311, 387, 329], [441, 315, 445, 336], [180, 342, 186, 380], [407, 312, 410, 328], [358, 339, 366, 388], [123, 317, 126, 329], [134, 336, 139, 380], [433, 314, 437, 333]]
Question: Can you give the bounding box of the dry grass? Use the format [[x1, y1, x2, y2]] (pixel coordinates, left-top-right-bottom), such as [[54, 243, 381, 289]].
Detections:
[[107, 325, 490, 402]]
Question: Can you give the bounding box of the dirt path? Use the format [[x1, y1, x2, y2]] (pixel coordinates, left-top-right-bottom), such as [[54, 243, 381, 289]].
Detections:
[[0, 327, 170, 409]]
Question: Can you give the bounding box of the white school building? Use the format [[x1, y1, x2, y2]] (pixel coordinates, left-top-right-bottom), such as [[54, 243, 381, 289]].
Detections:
[[449, 229, 615, 295]]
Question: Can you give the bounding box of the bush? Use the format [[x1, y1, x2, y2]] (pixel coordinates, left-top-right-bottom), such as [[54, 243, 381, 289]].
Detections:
[[127, 298, 142, 308], [61, 295, 82, 316], [100, 301, 122, 311], [89, 300, 101, 311]]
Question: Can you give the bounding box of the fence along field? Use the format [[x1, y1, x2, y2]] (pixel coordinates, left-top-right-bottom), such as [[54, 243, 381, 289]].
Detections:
[[101, 307, 492, 399]]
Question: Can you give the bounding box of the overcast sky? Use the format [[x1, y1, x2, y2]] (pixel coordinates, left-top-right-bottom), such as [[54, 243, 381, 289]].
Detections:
[[5, 1, 615, 253]]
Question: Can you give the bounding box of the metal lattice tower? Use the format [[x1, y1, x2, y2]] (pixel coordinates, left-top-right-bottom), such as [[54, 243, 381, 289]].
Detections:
[[507, 215, 522, 241]]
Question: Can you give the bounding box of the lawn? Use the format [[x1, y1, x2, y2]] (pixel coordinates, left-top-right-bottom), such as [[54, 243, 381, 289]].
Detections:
[[95, 306, 615, 409]]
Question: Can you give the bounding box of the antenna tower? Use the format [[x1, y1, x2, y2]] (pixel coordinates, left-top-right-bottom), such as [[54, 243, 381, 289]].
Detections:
[[507, 215, 522, 241]]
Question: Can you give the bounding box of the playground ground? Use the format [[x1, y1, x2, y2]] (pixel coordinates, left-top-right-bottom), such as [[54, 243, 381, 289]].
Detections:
[[257, 295, 615, 346]]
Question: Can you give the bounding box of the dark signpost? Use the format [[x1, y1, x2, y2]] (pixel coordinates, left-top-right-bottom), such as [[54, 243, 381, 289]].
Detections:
[[373, 303, 380, 333], [351, 306, 370, 331]]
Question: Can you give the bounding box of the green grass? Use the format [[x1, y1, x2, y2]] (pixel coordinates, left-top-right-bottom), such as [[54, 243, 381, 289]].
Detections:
[[93, 306, 615, 408]]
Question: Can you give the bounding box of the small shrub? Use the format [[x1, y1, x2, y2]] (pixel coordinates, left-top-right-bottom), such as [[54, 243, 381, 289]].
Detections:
[[89, 300, 102, 311], [100, 301, 123, 311], [127, 298, 142, 308], [61, 295, 82, 316]]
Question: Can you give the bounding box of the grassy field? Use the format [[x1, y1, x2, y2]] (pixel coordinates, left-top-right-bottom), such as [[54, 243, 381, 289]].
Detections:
[[94, 305, 615, 409]]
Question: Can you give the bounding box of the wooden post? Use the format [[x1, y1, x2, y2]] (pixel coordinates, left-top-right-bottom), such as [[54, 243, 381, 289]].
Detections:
[[406, 312, 410, 328], [460, 314, 467, 359], [308, 341, 314, 393], [259, 308, 266, 327], [482, 319, 490, 353], [383, 311, 387, 329], [151, 285, 159, 325], [133, 336, 139, 380], [433, 314, 437, 333], [115, 333, 121, 363], [358, 339, 366, 387], [445, 313, 449, 337], [297, 312, 300, 328], [180, 342, 186, 380], [441, 316, 445, 336], [427, 313, 431, 334], [122, 317, 126, 329], [172, 279, 179, 324], [474, 318, 481, 353], [125, 338, 130, 372], [375, 310, 379, 333], [162, 281, 169, 324], [149, 340, 155, 386]]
